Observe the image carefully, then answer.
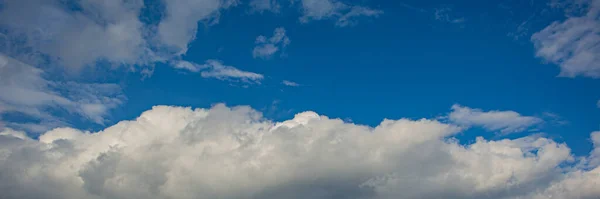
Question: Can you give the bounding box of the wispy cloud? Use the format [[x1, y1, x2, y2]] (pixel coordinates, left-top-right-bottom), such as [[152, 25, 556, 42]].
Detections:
[[253, 27, 290, 59], [447, 104, 542, 135], [299, 0, 382, 27], [282, 80, 300, 87], [172, 60, 264, 83], [0, 53, 125, 133], [249, 0, 280, 13], [434, 7, 465, 24], [531, 0, 600, 78]]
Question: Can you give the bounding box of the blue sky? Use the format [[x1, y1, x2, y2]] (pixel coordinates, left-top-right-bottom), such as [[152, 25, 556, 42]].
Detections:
[[107, 0, 599, 155], [1, 0, 600, 198]]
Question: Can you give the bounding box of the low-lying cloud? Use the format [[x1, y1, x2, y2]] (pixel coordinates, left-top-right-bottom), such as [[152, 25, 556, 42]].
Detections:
[[0, 104, 598, 199]]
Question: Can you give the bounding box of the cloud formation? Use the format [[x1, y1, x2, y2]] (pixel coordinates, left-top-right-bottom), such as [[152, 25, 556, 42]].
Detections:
[[0, 0, 236, 71], [448, 104, 543, 135], [172, 60, 263, 83], [0, 104, 598, 199], [299, 0, 382, 27], [253, 27, 291, 59], [0, 54, 125, 133], [531, 0, 600, 78], [282, 80, 300, 87], [0, 0, 235, 129]]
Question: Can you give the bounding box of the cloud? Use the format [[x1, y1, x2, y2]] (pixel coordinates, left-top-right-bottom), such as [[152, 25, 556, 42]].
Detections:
[[253, 27, 290, 59], [0, 54, 125, 133], [249, 0, 280, 13], [0, 0, 236, 71], [531, 0, 600, 78], [434, 7, 465, 24], [448, 104, 543, 135], [171, 60, 263, 83], [157, 0, 237, 56], [0, 104, 598, 198], [0, 0, 150, 69], [282, 80, 300, 87], [298, 0, 382, 27]]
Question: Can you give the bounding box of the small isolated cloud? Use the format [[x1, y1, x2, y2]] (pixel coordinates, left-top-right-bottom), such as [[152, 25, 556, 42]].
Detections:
[[282, 80, 300, 87], [531, 0, 600, 78], [253, 27, 290, 59], [448, 104, 542, 135], [434, 7, 465, 23], [597, 99, 600, 108], [0, 104, 598, 198], [0, 53, 125, 133], [172, 60, 263, 83], [299, 0, 382, 27], [249, 0, 280, 13]]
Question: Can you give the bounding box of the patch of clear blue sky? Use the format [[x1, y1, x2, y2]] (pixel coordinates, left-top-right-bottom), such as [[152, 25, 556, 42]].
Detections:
[[66, 0, 599, 156]]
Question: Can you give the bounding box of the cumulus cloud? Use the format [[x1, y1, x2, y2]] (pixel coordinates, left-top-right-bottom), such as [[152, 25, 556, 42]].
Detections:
[[282, 80, 300, 86], [531, 0, 600, 78], [0, 104, 598, 199], [171, 60, 263, 83], [299, 0, 382, 27], [253, 27, 290, 59], [0, 53, 125, 133], [448, 104, 543, 135]]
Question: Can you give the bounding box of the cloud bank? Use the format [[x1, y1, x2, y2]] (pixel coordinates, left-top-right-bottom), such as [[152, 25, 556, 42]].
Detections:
[[0, 104, 598, 199]]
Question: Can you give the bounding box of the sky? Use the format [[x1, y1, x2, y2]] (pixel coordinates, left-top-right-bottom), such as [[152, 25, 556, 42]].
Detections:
[[0, 0, 600, 198]]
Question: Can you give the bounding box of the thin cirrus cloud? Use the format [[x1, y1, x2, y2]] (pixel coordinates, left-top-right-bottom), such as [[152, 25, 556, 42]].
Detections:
[[282, 80, 301, 87], [448, 104, 543, 135], [253, 27, 291, 59], [531, 0, 600, 78], [0, 104, 598, 198], [172, 60, 264, 83], [434, 7, 465, 23], [299, 0, 383, 27], [249, 0, 280, 13]]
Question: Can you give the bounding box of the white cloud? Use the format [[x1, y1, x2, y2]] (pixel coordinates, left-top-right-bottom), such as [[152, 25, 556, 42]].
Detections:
[[282, 80, 300, 87], [0, 53, 125, 133], [299, 0, 382, 27], [157, 0, 237, 56], [249, 0, 280, 13], [448, 104, 543, 135], [171, 60, 263, 83], [0, 0, 236, 71], [0, 0, 150, 69], [253, 27, 290, 59], [0, 104, 598, 198], [531, 0, 600, 78]]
